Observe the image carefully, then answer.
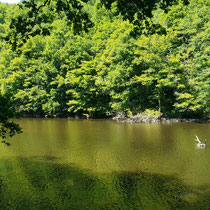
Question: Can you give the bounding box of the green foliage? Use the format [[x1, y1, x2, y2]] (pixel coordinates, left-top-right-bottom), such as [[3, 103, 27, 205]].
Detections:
[[100, 0, 189, 36], [0, 0, 209, 120], [7, 0, 91, 50], [137, 109, 162, 118], [132, 0, 210, 116], [0, 83, 22, 142]]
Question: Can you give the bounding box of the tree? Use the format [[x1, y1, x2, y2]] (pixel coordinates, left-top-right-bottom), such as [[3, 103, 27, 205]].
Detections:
[[133, 0, 210, 117], [7, 0, 92, 50], [0, 0, 209, 120], [100, 0, 189, 35], [0, 90, 22, 143]]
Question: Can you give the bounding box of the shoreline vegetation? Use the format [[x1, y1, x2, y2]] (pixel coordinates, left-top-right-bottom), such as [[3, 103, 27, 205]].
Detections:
[[0, 0, 210, 133], [113, 116, 210, 123], [112, 109, 210, 123], [21, 113, 210, 123]]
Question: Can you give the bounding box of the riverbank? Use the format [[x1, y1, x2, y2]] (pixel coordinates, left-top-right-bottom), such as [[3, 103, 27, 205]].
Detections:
[[22, 114, 210, 123], [113, 115, 210, 123], [20, 109, 210, 123]]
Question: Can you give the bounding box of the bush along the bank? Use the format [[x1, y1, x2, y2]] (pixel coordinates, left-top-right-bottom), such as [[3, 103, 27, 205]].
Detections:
[[113, 109, 162, 123]]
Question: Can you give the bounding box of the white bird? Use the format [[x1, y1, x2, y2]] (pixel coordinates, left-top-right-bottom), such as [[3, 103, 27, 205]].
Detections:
[[195, 135, 207, 148]]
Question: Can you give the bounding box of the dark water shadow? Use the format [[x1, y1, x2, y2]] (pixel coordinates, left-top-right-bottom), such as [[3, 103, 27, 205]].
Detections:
[[0, 157, 210, 210]]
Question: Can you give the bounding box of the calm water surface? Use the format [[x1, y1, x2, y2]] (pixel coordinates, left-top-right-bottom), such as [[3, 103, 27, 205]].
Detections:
[[0, 119, 210, 209]]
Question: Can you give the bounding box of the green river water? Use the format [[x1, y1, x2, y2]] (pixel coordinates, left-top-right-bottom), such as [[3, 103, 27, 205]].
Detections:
[[0, 118, 210, 209]]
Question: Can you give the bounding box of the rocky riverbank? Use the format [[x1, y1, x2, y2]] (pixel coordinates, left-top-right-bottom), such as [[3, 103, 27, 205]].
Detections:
[[21, 112, 210, 123], [113, 115, 210, 123]]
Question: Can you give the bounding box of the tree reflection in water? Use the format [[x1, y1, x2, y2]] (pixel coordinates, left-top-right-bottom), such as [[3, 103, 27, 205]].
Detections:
[[0, 157, 210, 209]]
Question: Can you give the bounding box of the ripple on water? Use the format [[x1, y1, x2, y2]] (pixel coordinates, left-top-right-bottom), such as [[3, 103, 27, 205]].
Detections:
[[0, 119, 210, 209], [1, 157, 210, 209]]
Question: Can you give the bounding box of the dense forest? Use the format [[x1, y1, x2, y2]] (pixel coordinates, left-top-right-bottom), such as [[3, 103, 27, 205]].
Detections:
[[0, 0, 209, 125]]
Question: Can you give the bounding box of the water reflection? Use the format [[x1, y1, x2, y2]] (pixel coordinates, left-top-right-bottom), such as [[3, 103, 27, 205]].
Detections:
[[0, 157, 210, 209], [0, 119, 210, 208], [1, 119, 210, 184]]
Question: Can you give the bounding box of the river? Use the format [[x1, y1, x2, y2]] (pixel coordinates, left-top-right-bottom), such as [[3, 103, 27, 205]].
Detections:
[[0, 118, 210, 209]]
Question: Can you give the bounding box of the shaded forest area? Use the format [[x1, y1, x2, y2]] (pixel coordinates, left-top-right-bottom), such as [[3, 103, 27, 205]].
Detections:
[[0, 0, 209, 119]]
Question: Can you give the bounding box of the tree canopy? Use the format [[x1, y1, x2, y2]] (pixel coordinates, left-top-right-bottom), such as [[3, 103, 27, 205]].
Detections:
[[0, 0, 209, 125]]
